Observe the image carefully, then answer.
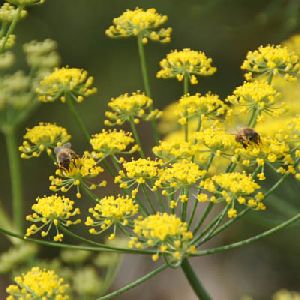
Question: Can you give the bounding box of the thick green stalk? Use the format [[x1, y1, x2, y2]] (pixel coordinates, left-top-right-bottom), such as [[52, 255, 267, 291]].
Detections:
[[4, 127, 23, 232], [66, 93, 90, 142], [137, 35, 159, 143], [181, 258, 212, 300], [0, 6, 23, 54], [197, 212, 300, 256], [97, 264, 168, 300]]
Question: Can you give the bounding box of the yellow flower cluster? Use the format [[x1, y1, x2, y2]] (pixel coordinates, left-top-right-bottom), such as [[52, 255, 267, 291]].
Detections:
[[153, 139, 196, 162], [105, 7, 171, 44], [155, 160, 206, 196], [156, 48, 216, 84], [192, 128, 238, 155], [227, 81, 282, 119], [273, 289, 300, 300], [241, 45, 300, 81], [6, 267, 69, 300], [0, 3, 27, 22], [90, 129, 137, 159], [49, 152, 105, 198], [36, 67, 97, 103], [115, 158, 161, 192], [199, 173, 265, 218], [175, 93, 227, 125], [86, 195, 138, 240], [25, 195, 81, 242], [0, 34, 15, 50], [19, 123, 71, 158], [104, 91, 160, 126], [129, 213, 195, 262]]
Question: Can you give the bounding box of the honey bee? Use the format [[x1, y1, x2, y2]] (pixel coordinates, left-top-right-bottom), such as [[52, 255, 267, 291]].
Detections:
[[54, 143, 77, 170], [235, 128, 261, 148]]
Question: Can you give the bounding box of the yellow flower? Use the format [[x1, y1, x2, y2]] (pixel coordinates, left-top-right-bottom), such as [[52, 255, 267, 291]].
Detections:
[[227, 81, 282, 119], [105, 7, 171, 44], [36, 67, 97, 103], [192, 127, 238, 154], [104, 91, 160, 126], [241, 45, 300, 81], [115, 158, 161, 190], [130, 213, 194, 262], [273, 289, 300, 300], [156, 48, 216, 84], [19, 123, 71, 158], [86, 195, 138, 239], [90, 129, 137, 159], [6, 267, 69, 300], [0, 3, 27, 23], [153, 139, 196, 162], [175, 93, 228, 125], [200, 172, 265, 217], [49, 152, 104, 198], [25, 194, 81, 242], [23, 39, 60, 71], [155, 160, 206, 196]]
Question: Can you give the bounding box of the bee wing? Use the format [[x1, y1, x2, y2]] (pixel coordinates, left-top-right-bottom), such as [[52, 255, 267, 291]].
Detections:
[[54, 142, 72, 154]]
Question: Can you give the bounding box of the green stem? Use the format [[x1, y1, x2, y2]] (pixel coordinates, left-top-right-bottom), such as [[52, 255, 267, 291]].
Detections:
[[137, 35, 151, 97], [141, 185, 155, 213], [184, 74, 189, 142], [181, 258, 212, 300], [59, 226, 154, 255], [0, 6, 23, 54], [97, 264, 168, 300], [189, 153, 215, 228], [197, 212, 300, 256], [194, 205, 229, 245], [0, 226, 153, 254], [193, 203, 214, 235], [137, 35, 159, 144], [184, 73, 189, 95], [129, 119, 145, 158], [66, 93, 90, 142], [4, 127, 23, 233], [248, 108, 259, 128]]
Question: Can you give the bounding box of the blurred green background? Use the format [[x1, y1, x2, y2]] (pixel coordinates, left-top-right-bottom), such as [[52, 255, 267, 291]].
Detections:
[[1, 0, 300, 299]]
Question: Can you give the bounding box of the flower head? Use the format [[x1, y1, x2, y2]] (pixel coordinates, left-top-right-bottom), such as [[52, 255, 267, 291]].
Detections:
[[36, 67, 97, 103], [199, 172, 265, 217], [19, 123, 71, 158], [115, 158, 161, 193], [49, 152, 105, 198], [105, 7, 171, 44], [175, 93, 228, 125], [0, 71, 31, 113], [157, 48, 216, 84], [155, 160, 206, 196], [129, 213, 195, 262], [6, 267, 69, 300], [104, 91, 160, 126], [241, 45, 300, 81], [192, 127, 238, 155], [25, 194, 81, 241], [0, 3, 27, 23], [226, 81, 282, 119], [153, 139, 196, 162], [90, 129, 137, 159], [86, 195, 138, 240], [23, 39, 60, 72]]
